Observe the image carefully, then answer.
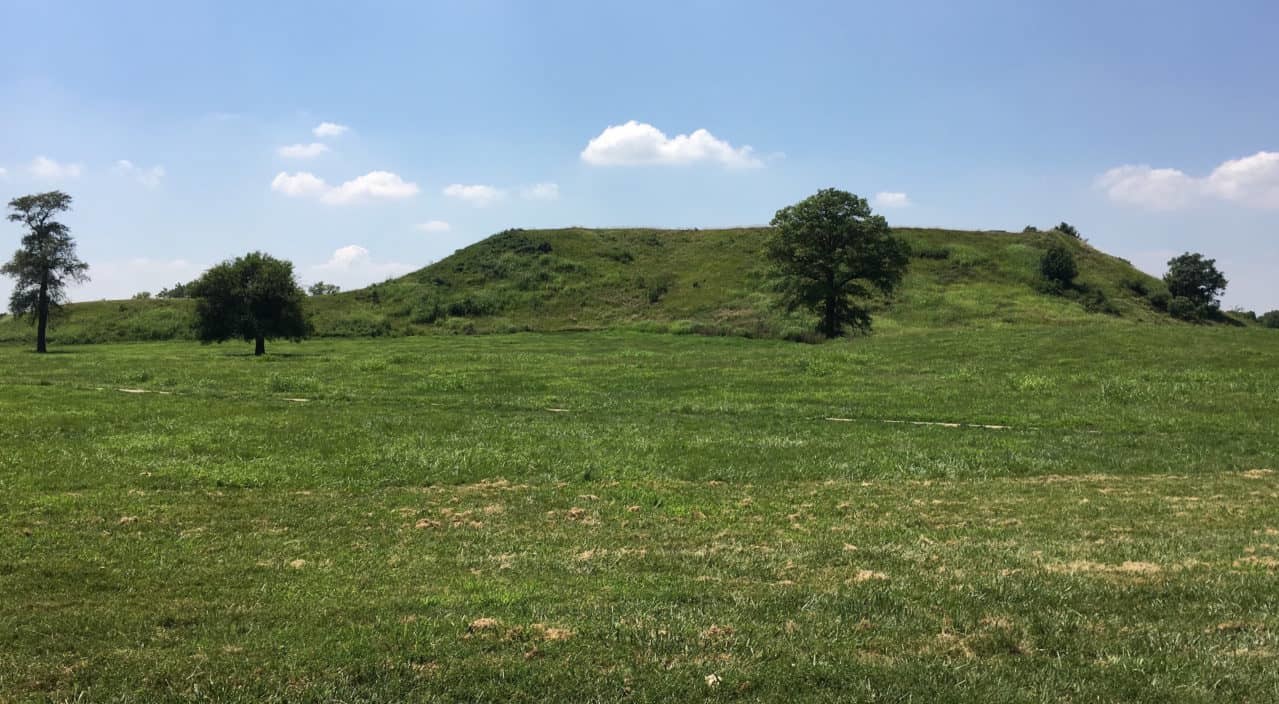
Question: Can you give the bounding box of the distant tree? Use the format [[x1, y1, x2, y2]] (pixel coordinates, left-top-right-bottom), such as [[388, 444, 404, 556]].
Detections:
[[308, 281, 341, 296], [1022, 225, 1040, 233], [132, 291, 152, 300], [2, 191, 90, 353], [1039, 244, 1078, 288], [1163, 253, 1227, 311], [767, 188, 910, 337], [190, 252, 310, 356], [157, 281, 193, 298], [1258, 310, 1279, 328], [1054, 222, 1081, 239]]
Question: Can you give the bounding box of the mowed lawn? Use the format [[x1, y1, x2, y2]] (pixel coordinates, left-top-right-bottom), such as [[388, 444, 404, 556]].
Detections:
[[1, 325, 1277, 702]]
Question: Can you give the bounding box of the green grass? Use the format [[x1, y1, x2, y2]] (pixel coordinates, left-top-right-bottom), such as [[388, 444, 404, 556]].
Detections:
[[2, 325, 1278, 701], [0, 227, 1193, 346]]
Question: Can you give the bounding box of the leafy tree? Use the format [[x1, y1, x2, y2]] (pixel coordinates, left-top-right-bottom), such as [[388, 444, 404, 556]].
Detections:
[[190, 252, 310, 355], [1163, 253, 1227, 310], [767, 188, 910, 337], [1039, 244, 1078, 288], [157, 281, 193, 298], [2, 191, 90, 353], [133, 291, 152, 300], [1259, 310, 1279, 329], [308, 281, 341, 296], [1054, 222, 1081, 239]]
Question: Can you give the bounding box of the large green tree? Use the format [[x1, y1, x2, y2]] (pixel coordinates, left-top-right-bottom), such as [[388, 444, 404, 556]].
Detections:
[[1164, 252, 1227, 309], [2, 191, 90, 353], [191, 252, 310, 355], [767, 188, 909, 337]]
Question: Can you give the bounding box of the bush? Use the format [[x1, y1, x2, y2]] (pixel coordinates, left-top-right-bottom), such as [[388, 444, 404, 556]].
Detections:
[[1149, 291, 1171, 312], [1054, 222, 1081, 239], [913, 246, 951, 260], [1168, 296, 1200, 321], [1260, 310, 1279, 329], [1079, 288, 1118, 315], [1120, 278, 1149, 297], [1039, 244, 1078, 287], [1022, 226, 1039, 233]]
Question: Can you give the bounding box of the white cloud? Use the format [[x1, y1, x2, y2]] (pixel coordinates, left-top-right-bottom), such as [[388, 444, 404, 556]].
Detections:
[[322, 171, 419, 205], [415, 220, 451, 233], [520, 182, 560, 201], [270, 170, 419, 204], [114, 160, 165, 188], [69, 257, 203, 301], [277, 143, 330, 159], [29, 156, 83, 180], [580, 120, 762, 168], [313, 122, 349, 138], [1096, 165, 1200, 211], [311, 244, 413, 289], [1204, 151, 1279, 208], [873, 191, 911, 208], [1098, 151, 1279, 211], [271, 171, 330, 198], [443, 183, 505, 206]]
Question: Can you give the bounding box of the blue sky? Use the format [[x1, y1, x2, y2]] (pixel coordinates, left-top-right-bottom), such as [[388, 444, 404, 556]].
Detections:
[[2, 0, 1277, 310]]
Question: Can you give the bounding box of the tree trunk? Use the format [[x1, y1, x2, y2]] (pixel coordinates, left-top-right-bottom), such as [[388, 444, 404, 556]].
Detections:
[[255, 335, 266, 356], [36, 273, 49, 354]]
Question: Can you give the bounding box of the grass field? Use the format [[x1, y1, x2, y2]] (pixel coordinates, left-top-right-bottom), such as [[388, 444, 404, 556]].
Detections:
[[2, 325, 1278, 701]]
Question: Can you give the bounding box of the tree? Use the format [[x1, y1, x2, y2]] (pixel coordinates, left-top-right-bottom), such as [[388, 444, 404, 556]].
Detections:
[[767, 188, 910, 337], [1163, 253, 1227, 310], [308, 281, 340, 296], [1039, 244, 1078, 288], [190, 252, 310, 355], [2, 191, 90, 353], [1054, 222, 1081, 239], [157, 281, 193, 298], [1260, 310, 1279, 329]]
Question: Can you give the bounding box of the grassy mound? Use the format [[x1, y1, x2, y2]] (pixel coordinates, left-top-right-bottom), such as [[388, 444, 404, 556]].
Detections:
[[0, 227, 1199, 345]]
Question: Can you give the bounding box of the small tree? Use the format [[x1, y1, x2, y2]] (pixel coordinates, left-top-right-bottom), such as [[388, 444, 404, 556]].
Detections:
[[1054, 222, 1081, 239], [1163, 253, 1227, 310], [308, 281, 340, 296], [1039, 244, 1078, 288], [190, 252, 310, 355], [1260, 310, 1279, 329], [767, 188, 910, 337], [2, 191, 90, 353], [157, 281, 192, 298]]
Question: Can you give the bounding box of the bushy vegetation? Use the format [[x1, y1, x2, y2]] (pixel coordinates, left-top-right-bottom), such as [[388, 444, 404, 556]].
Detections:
[[1038, 243, 1078, 288]]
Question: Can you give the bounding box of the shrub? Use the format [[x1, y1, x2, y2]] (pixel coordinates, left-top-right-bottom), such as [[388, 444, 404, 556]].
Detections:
[[914, 246, 951, 260], [1022, 226, 1039, 233], [1149, 291, 1171, 312], [1080, 288, 1118, 315], [1039, 244, 1078, 287], [1054, 222, 1081, 239], [1259, 310, 1279, 329], [1120, 278, 1149, 297], [1168, 296, 1200, 321]]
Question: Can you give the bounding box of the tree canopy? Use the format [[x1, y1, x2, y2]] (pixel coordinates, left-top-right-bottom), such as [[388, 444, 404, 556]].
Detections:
[[1164, 252, 1227, 309], [1039, 243, 1078, 288], [767, 189, 909, 338], [190, 252, 310, 355], [2, 191, 90, 352]]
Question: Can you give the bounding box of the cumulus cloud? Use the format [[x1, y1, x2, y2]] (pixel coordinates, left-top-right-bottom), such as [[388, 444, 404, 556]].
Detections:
[[278, 143, 330, 159], [114, 160, 166, 188], [271, 171, 330, 198], [30, 156, 83, 180], [322, 171, 419, 204], [581, 120, 762, 168], [310, 244, 413, 288], [873, 192, 911, 208], [415, 220, 451, 233], [313, 122, 349, 138], [443, 183, 505, 206], [1098, 151, 1279, 210], [270, 170, 419, 204], [520, 182, 560, 201], [70, 257, 203, 301]]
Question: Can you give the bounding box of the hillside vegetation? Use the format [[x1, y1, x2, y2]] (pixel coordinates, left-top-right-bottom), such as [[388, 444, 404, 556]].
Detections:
[[0, 227, 1195, 345]]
